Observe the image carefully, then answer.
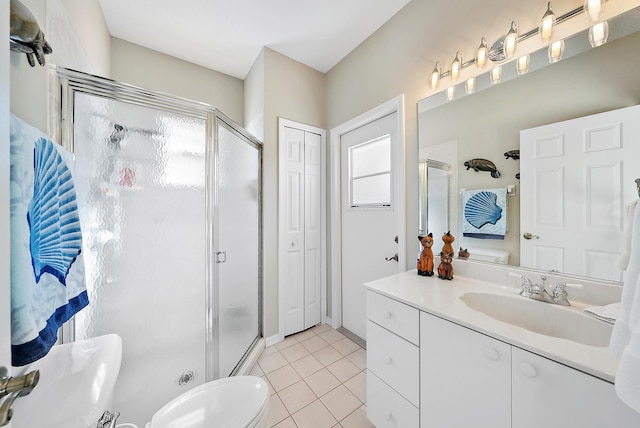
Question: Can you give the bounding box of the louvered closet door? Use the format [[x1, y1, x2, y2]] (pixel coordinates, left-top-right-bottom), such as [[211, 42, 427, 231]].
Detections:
[[282, 125, 322, 336]]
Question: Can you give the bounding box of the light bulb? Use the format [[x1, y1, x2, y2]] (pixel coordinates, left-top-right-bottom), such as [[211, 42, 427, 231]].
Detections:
[[548, 40, 565, 63], [517, 55, 530, 75], [539, 2, 556, 44], [503, 21, 518, 60], [451, 52, 462, 83], [589, 21, 609, 47], [476, 37, 488, 70], [430, 62, 441, 89], [465, 78, 476, 94], [584, 0, 605, 23], [490, 67, 502, 85], [446, 86, 455, 101]]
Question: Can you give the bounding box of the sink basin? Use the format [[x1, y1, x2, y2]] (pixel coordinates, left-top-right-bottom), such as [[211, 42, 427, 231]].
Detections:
[[11, 334, 122, 428], [460, 292, 613, 347]]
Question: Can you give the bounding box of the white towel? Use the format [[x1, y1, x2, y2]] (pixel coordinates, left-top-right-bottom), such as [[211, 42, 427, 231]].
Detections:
[[619, 200, 639, 271], [584, 302, 622, 324], [610, 200, 640, 412], [462, 188, 508, 240], [10, 115, 89, 366]]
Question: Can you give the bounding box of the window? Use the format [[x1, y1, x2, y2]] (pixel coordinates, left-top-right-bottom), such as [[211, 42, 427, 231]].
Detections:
[[348, 135, 392, 207]]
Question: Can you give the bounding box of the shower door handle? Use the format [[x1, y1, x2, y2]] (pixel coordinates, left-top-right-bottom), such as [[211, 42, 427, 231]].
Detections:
[[216, 251, 227, 263]]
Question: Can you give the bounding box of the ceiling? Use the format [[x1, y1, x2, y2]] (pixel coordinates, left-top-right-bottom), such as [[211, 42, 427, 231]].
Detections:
[[98, 0, 413, 80]]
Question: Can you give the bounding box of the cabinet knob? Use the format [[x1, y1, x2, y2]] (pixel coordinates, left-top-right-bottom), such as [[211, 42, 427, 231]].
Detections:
[[383, 311, 392, 320], [383, 355, 393, 365], [483, 346, 500, 361], [519, 362, 538, 378], [383, 410, 393, 421]]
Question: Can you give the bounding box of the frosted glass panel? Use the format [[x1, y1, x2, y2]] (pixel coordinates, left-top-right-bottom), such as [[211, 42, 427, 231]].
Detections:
[[217, 123, 260, 377], [350, 135, 391, 177], [72, 92, 207, 427], [352, 173, 391, 206]]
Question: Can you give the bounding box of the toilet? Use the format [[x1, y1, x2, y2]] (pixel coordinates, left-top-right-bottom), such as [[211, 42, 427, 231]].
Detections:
[[145, 376, 269, 428]]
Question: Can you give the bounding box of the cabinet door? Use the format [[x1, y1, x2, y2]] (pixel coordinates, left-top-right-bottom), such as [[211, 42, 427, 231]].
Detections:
[[420, 312, 511, 428], [512, 348, 640, 428]]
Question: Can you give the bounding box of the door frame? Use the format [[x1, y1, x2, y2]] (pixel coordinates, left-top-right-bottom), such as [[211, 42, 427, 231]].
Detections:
[[278, 118, 327, 342], [329, 95, 406, 329]]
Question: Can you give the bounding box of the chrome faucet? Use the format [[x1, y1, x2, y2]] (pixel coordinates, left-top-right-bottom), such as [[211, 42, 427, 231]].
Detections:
[[519, 275, 570, 306], [96, 410, 120, 428]]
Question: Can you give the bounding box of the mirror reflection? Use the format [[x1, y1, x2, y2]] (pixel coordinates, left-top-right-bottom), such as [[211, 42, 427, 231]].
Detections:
[[418, 8, 640, 283]]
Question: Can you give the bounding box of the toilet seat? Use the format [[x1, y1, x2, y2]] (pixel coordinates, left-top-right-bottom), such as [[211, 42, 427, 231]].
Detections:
[[148, 376, 269, 428]]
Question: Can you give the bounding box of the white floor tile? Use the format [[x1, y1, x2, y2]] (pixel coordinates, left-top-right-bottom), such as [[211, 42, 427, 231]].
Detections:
[[292, 399, 338, 428], [327, 358, 361, 383], [279, 380, 318, 414], [320, 384, 362, 421], [304, 368, 341, 397], [267, 364, 303, 392]]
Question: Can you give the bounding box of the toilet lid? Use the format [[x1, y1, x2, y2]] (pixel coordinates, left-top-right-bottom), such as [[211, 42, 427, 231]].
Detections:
[[150, 376, 269, 428]]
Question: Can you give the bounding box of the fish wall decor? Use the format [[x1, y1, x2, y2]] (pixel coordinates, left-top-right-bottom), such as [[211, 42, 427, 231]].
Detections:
[[463, 158, 501, 178], [10, 0, 53, 67], [504, 149, 520, 160]]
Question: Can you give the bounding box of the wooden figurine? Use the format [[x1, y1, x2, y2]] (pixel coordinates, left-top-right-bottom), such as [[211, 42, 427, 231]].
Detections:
[[458, 247, 469, 259], [437, 231, 455, 280], [437, 252, 454, 280], [417, 234, 434, 276], [441, 231, 455, 256]]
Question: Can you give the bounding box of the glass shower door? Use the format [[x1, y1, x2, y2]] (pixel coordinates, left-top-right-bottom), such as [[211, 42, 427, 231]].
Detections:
[[72, 91, 208, 426], [216, 120, 261, 377]]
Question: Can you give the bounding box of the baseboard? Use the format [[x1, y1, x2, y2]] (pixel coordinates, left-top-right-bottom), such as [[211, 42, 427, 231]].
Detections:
[[265, 333, 283, 348], [234, 337, 265, 376]]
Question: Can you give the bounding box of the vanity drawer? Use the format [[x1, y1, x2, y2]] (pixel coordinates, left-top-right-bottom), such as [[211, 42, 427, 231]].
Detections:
[[367, 370, 419, 428], [367, 290, 419, 345], [367, 320, 419, 406]]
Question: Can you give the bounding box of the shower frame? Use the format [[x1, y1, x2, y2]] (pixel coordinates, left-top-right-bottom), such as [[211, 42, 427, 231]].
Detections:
[[53, 67, 263, 381]]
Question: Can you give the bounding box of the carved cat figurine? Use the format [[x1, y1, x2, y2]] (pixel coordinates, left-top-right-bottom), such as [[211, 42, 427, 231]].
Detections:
[[437, 251, 454, 280], [417, 234, 434, 276]]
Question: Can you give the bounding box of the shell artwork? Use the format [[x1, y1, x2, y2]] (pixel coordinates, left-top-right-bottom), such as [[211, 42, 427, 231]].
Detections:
[[464, 191, 503, 229], [27, 138, 82, 285]]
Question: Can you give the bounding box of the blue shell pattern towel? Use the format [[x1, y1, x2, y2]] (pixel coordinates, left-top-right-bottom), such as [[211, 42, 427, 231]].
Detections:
[[10, 114, 89, 366], [462, 188, 508, 240]]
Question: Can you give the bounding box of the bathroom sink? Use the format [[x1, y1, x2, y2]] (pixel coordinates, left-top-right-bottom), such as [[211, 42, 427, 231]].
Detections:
[[11, 334, 122, 428], [460, 292, 613, 347]]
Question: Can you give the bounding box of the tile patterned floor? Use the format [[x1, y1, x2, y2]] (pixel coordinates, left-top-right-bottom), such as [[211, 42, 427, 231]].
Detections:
[[250, 323, 374, 428]]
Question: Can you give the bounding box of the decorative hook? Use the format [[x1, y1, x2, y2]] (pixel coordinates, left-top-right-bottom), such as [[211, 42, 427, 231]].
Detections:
[[10, 0, 53, 67]]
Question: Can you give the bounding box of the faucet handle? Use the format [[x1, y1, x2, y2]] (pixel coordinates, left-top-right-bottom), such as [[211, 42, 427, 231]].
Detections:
[[520, 276, 533, 297], [552, 283, 570, 306]]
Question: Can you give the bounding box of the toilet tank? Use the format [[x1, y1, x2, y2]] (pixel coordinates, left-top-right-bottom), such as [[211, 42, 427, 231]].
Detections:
[[465, 248, 509, 264]]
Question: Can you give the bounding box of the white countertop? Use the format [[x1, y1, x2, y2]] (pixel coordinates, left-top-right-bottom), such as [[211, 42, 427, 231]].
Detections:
[[365, 269, 620, 383]]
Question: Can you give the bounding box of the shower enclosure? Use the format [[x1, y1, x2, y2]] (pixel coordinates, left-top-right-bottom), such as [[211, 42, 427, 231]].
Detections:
[[55, 68, 262, 426]]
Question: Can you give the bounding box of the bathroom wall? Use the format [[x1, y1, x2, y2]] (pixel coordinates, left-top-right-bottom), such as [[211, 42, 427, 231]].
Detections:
[[245, 47, 327, 339], [324, 0, 584, 273], [111, 38, 245, 125]]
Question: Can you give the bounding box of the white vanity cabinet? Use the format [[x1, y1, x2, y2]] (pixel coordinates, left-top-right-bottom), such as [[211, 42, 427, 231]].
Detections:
[[366, 287, 640, 428], [366, 291, 420, 427], [420, 311, 511, 428], [512, 348, 640, 427]]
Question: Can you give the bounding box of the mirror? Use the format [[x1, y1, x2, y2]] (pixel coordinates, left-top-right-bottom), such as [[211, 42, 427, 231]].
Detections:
[[418, 7, 640, 283]]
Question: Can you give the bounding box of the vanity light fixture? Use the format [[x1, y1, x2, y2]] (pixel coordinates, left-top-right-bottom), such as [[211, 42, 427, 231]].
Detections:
[[490, 66, 502, 84], [446, 86, 456, 101], [539, 2, 556, 44], [516, 55, 530, 75], [476, 37, 488, 69], [451, 52, 462, 82], [584, 0, 606, 22], [465, 77, 476, 94], [430, 62, 441, 89], [503, 21, 518, 60], [427, 1, 614, 98], [548, 40, 565, 62], [588, 21, 609, 47]]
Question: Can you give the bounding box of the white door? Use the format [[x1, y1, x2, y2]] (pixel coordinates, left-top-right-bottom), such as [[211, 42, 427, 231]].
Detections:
[[340, 112, 400, 340], [280, 121, 324, 336], [520, 105, 640, 282]]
